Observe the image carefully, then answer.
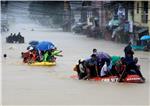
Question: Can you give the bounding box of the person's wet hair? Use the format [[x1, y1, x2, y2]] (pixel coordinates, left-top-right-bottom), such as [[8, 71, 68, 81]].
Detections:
[[91, 54, 96, 58], [78, 59, 81, 64], [120, 57, 125, 63], [93, 48, 97, 53], [79, 59, 85, 64], [134, 57, 138, 63]]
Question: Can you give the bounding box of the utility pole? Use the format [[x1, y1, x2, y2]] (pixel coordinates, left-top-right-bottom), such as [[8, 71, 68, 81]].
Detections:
[[63, 0, 71, 32]]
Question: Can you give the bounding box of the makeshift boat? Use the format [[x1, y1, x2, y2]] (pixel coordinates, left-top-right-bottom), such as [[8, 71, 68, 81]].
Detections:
[[70, 74, 144, 83], [29, 61, 56, 66]]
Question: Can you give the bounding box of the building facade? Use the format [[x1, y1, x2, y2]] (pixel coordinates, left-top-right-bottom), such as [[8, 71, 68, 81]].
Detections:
[[134, 1, 150, 34]]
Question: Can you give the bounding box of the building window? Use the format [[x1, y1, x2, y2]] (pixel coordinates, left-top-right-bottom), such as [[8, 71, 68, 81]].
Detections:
[[141, 13, 148, 23], [141, 1, 148, 23], [137, 2, 139, 14], [143, 1, 148, 13]]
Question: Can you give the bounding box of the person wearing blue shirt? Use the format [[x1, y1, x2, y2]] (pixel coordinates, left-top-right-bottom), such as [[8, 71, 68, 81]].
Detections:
[[82, 54, 99, 79]]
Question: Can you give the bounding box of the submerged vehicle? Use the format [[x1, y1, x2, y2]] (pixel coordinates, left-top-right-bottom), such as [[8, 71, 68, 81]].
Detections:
[[131, 45, 145, 51], [132, 35, 150, 51]]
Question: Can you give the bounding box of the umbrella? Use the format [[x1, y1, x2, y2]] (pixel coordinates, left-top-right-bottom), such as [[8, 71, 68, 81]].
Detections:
[[36, 41, 55, 51], [29, 40, 39, 46], [96, 52, 111, 60], [140, 35, 150, 40]]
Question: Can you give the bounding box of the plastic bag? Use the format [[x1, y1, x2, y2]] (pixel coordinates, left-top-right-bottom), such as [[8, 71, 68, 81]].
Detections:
[[100, 62, 108, 77]]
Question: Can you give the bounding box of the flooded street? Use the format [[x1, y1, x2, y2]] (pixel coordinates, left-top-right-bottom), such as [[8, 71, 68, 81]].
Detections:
[[1, 1, 150, 106], [2, 26, 150, 105]]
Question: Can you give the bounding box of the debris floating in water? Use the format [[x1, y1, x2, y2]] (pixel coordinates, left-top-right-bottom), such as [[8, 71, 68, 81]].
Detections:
[[3, 54, 7, 58]]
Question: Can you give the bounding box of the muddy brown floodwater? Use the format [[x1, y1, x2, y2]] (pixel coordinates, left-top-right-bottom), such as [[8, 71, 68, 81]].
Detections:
[[1, 22, 149, 105]]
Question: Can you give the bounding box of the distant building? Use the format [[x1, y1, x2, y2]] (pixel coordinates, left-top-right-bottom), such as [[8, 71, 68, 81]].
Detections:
[[70, 1, 82, 23], [133, 1, 150, 34], [68, 1, 150, 41]]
